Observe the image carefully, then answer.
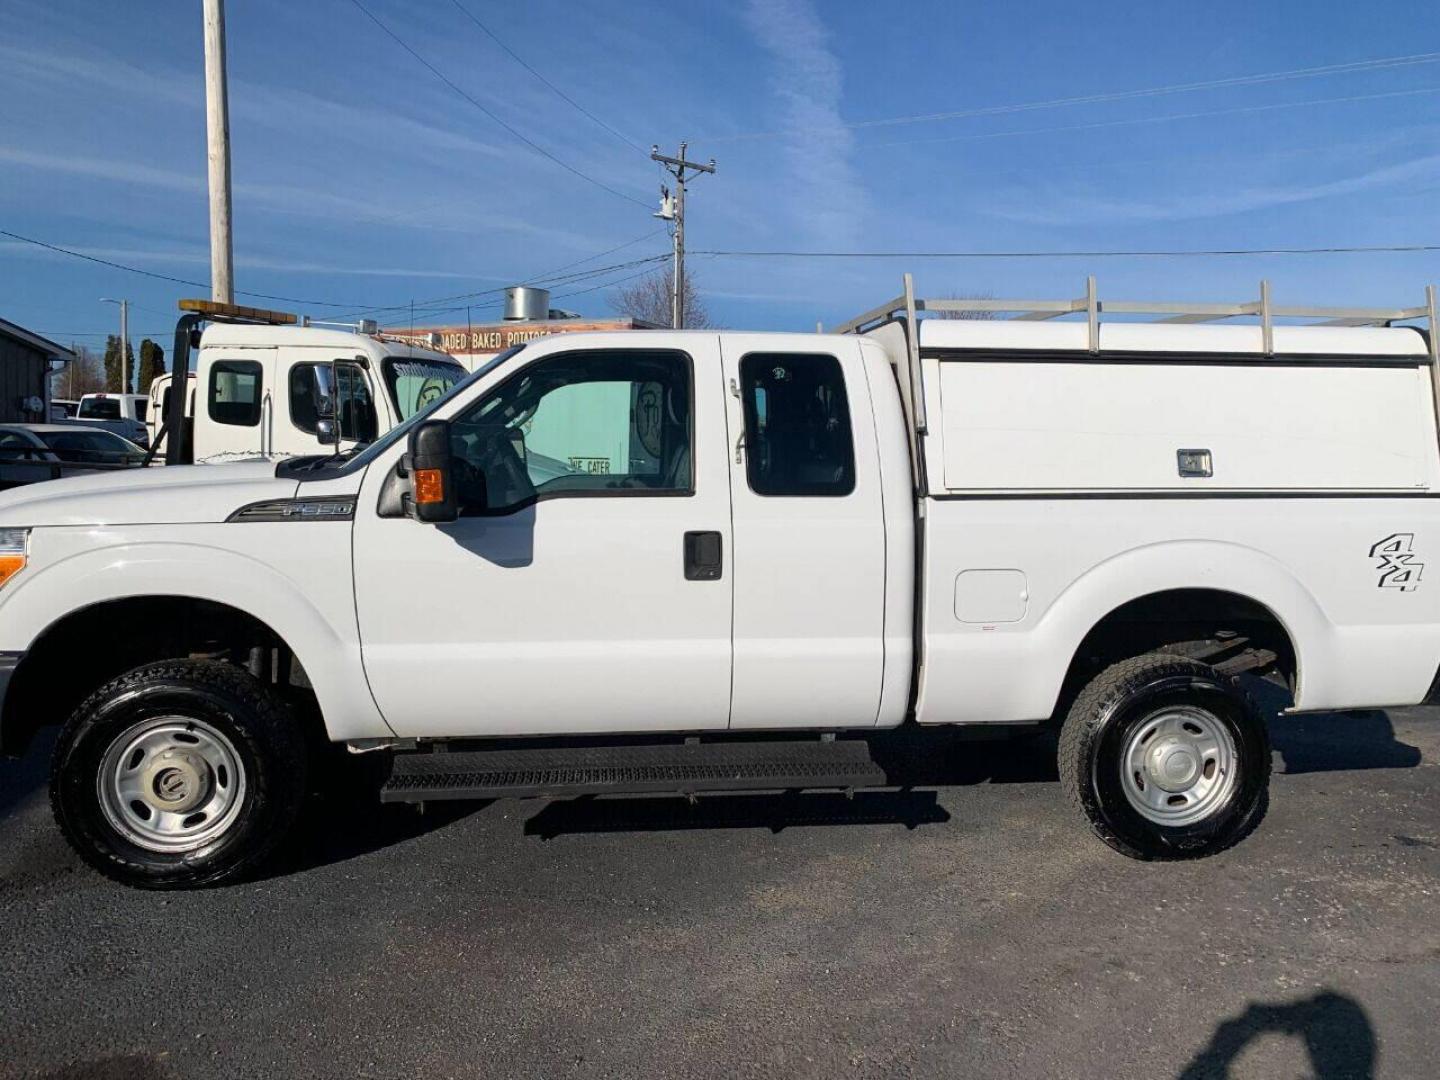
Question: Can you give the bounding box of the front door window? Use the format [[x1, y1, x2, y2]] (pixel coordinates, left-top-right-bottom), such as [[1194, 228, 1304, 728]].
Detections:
[[450, 349, 692, 514]]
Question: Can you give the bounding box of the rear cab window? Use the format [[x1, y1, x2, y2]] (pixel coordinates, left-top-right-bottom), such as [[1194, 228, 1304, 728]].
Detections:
[[209, 360, 263, 427], [78, 398, 121, 420], [738, 352, 856, 496]]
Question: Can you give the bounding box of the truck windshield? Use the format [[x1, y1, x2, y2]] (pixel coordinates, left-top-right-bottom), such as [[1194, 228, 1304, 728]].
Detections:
[[381, 357, 467, 421], [333, 346, 526, 474]]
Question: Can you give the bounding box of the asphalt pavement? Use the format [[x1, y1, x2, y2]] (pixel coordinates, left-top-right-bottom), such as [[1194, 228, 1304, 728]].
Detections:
[[2, 695, 1438, 1079]]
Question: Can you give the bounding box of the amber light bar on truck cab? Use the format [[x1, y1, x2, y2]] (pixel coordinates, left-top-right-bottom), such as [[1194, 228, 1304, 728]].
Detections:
[[177, 298, 297, 325], [0, 529, 29, 588]]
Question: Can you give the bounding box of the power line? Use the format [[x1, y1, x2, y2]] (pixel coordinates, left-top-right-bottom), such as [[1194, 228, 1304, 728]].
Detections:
[[0, 227, 364, 307], [346, 0, 650, 209], [552, 264, 667, 301], [446, 0, 647, 154], [339, 252, 673, 323], [2, 224, 669, 322], [522, 228, 669, 282], [692, 244, 1440, 259], [710, 51, 1440, 141], [338, 228, 668, 319], [378, 255, 674, 324]]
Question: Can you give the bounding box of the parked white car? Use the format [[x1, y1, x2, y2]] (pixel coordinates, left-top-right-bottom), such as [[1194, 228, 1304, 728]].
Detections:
[[2, 277, 1438, 888]]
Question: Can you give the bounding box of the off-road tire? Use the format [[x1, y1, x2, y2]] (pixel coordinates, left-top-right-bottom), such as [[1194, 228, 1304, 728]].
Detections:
[[1058, 653, 1270, 860], [50, 659, 307, 889]]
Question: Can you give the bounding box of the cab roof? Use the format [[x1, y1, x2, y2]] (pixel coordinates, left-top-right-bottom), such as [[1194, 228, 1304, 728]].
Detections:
[[198, 322, 458, 363]]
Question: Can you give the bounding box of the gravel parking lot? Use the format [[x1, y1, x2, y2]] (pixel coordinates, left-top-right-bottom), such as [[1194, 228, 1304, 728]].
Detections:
[[3, 694, 1438, 1080]]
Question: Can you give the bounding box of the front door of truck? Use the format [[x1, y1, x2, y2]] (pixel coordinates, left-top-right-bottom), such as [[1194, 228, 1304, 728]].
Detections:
[[352, 339, 735, 737], [720, 337, 888, 728]]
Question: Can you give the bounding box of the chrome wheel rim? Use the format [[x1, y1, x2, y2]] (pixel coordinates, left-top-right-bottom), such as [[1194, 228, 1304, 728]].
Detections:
[[97, 716, 247, 853], [1119, 706, 1238, 827]]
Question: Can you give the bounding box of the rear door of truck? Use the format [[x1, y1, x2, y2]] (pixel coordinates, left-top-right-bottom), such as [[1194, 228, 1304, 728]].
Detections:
[[719, 335, 889, 728]]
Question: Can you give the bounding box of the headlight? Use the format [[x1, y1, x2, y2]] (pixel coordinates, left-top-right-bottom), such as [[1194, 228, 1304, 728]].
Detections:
[[0, 528, 29, 588]]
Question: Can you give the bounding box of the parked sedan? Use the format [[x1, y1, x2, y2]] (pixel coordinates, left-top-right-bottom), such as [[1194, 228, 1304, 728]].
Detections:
[[0, 424, 147, 489]]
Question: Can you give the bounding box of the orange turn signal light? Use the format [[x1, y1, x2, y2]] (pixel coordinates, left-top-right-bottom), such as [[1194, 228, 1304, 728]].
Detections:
[[414, 468, 446, 505], [0, 554, 25, 588]]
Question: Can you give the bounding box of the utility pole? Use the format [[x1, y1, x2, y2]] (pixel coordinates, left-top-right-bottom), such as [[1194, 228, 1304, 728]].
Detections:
[[650, 142, 715, 329], [100, 297, 129, 392], [203, 0, 234, 304]]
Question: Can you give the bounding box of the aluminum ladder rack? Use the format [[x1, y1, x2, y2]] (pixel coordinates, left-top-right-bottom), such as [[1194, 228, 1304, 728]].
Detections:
[[831, 274, 1440, 445]]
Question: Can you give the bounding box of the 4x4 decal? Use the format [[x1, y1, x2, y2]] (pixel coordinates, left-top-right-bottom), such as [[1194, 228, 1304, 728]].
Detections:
[[1370, 533, 1424, 591]]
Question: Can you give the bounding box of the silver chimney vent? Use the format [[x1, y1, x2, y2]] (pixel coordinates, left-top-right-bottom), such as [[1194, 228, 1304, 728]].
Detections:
[[504, 286, 551, 321]]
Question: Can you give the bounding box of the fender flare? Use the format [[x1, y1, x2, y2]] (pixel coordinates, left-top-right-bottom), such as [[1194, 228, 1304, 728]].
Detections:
[[1031, 539, 1329, 711], [1, 541, 391, 741]]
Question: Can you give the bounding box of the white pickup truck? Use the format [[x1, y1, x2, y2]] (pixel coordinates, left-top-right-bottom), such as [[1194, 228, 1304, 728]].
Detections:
[[2, 276, 1438, 889], [71, 392, 150, 448]]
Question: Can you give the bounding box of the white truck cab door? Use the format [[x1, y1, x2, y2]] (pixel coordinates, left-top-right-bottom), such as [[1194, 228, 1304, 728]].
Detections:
[[721, 338, 888, 728], [352, 340, 734, 738]]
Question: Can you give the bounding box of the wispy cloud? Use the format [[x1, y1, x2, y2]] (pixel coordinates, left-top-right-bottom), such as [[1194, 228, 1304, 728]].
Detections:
[[741, 0, 864, 245], [987, 151, 1440, 225], [0, 146, 203, 192], [0, 141, 599, 247]]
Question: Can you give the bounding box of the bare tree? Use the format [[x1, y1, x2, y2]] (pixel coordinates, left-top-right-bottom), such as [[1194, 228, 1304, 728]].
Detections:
[[609, 267, 715, 329], [51, 345, 107, 399], [932, 291, 999, 320]]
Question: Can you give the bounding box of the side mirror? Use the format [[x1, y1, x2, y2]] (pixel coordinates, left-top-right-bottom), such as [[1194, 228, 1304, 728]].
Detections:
[[405, 419, 458, 523], [311, 367, 339, 445]]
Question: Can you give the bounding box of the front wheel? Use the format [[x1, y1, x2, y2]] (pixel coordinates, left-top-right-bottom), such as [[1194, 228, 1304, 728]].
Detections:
[[50, 659, 307, 889], [1058, 653, 1270, 860]]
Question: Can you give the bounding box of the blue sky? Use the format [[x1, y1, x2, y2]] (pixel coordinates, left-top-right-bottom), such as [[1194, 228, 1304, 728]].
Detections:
[[3, 0, 1440, 352]]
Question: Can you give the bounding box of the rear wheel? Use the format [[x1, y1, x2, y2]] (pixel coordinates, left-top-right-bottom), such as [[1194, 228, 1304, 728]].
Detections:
[[50, 659, 306, 889], [1058, 653, 1270, 859]]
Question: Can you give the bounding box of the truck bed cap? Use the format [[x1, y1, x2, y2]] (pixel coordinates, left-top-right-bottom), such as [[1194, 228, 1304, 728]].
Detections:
[[917, 318, 1428, 357]]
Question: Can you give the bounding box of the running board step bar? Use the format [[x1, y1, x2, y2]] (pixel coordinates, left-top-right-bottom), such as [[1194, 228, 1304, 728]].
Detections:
[[380, 739, 887, 803]]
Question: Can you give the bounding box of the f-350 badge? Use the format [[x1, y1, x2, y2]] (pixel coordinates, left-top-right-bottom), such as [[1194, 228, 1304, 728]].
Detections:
[[1371, 534, 1424, 591]]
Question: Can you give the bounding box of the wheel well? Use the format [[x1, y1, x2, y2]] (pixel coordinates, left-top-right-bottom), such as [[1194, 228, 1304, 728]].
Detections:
[[1053, 588, 1297, 721], [2, 596, 317, 757]]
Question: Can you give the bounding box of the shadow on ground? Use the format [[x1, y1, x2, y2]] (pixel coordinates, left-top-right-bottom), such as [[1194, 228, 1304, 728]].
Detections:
[[0, 727, 53, 822], [1250, 678, 1423, 774], [254, 747, 484, 882], [524, 788, 951, 839], [1178, 989, 1377, 1079]]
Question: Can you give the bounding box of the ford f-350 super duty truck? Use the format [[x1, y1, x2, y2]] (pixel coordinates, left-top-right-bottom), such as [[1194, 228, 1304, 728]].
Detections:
[[2, 277, 1438, 889]]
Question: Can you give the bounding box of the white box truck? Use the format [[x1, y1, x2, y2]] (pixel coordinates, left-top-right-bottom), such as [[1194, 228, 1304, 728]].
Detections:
[[1, 276, 1438, 888]]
